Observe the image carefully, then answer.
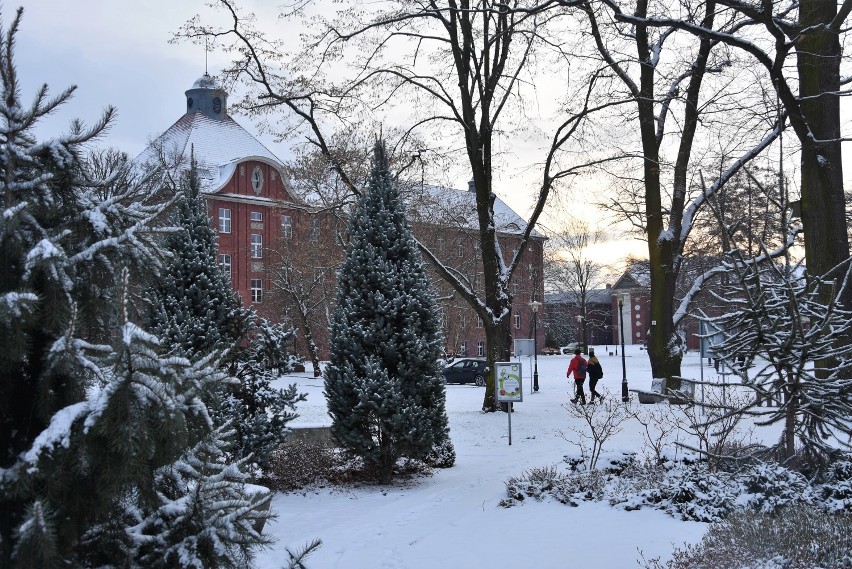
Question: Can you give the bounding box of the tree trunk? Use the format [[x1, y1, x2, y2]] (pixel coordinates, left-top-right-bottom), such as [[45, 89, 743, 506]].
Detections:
[[782, 371, 798, 466], [797, 0, 849, 300], [634, 0, 685, 387], [482, 315, 512, 412]]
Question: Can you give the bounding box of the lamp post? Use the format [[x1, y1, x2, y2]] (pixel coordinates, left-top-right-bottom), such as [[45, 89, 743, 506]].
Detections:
[[530, 300, 541, 392], [619, 298, 628, 402]]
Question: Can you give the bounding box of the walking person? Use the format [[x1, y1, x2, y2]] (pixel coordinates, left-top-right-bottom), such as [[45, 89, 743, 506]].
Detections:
[[566, 348, 587, 404], [587, 349, 604, 403]]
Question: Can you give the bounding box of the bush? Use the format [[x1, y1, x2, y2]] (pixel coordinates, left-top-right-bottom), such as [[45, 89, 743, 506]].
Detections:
[[644, 505, 852, 569], [821, 456, 852, 513], [736, 462, 811, 513], [267, 439, 342, 492]]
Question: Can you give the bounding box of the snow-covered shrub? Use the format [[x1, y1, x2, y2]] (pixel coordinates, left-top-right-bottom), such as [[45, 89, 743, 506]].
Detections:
[[268, 438, 341, 492], [639, 463, 736, 522], [642, 505, 852, 569], [501, 465, 578, 507], [820, 456, 852, 513], [735, 462, 812, 513], [425, 437, 457, 469]]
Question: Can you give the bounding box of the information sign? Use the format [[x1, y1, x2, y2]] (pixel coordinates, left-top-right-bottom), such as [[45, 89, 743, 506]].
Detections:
[[495, 362, 523, 403]]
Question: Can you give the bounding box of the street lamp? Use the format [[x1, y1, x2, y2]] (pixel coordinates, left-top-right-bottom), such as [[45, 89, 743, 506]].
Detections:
[[530, 300, 541, 392], [619, 298, 628, 402]]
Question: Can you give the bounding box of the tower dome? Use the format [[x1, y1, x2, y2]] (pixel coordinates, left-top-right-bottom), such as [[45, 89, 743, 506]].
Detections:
[[185, 73, 228, 120]]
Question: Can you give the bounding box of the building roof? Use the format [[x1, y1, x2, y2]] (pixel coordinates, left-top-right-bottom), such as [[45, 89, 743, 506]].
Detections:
[[545, 288, 613, 306], [611, 262, 651, 291], [407, 184, 545, 239], [134, 111, 284, 193]]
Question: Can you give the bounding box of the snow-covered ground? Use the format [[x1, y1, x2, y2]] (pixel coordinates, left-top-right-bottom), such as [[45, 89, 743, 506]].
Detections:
[[263, 346, 776, 569]]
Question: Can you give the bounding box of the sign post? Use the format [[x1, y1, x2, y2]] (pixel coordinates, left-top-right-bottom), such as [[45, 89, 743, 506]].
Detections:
[[495, 362, 523, 445], [513, 339, 534, 394]]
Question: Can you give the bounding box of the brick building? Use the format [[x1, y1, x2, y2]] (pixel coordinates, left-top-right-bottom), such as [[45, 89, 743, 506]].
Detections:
[[136, 75, 546, 360]]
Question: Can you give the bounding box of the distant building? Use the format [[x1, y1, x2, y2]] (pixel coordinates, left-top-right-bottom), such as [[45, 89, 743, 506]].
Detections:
[[609, 264, 652, 346], [408, 183, 546, 357], [543, 288, 613, 348], [135, 74, 305, 321]]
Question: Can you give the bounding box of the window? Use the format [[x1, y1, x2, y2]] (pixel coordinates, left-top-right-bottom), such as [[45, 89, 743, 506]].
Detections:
[[281, 215, 293, 239], [459, 341, 467, 356], [218, 254, 231, 281], [251, 279, 263, 303], [218, 208, 231, 233], [477, 316, 483, 328], [251, 166, 264, 195], [477, 341, 484, 357], [514, 313, 521, 329], [250, 211, 263, 222], [310, 218, 321, 242], [457, 240, 464, 257], [513, 282, 519, 295], [250, 234, 263, 258]]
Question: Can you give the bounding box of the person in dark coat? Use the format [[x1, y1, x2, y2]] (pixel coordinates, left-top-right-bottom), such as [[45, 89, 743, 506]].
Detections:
[[587, 349, 604, 403], [566, 348, 587, 404]]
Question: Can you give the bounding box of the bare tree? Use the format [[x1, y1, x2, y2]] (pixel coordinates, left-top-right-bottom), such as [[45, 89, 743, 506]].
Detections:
[[571, 0, 786, 388], [178, 0, 612, 411], [588, 0, 852, 309], [546, 217, 609, 352]]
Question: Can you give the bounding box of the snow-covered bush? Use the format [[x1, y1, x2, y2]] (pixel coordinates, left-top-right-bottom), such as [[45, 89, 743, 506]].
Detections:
[[643, 505, 852, 569], [501, 466, 580, 507], [735, 462, 812, 513], [502, 457, 848, 524], [820, 455, 852, 513], [268, 438, 341, 492]]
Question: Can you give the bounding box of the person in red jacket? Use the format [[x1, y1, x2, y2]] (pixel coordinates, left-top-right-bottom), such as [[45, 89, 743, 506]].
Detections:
[[566, 348, 587, 404]]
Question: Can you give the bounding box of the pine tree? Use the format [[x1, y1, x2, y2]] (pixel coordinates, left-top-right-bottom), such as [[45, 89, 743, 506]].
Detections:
[[147, 151, 250, 360], [324, 140, 454, 483], [0, 10, 269, 565]]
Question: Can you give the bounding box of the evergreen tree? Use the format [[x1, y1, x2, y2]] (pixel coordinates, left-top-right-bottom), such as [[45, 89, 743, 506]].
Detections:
[[147, 151, 249, 360], [0, 10, 269, 565], [324, 140, 454, 483], [146, 155, 303, 478], [223, 318, 305, 477]]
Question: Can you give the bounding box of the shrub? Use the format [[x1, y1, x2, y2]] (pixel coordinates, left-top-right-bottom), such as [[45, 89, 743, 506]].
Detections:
[[267, 439, 341, 492], [821, 456, 852, 513], [643, 505, 852, 569]]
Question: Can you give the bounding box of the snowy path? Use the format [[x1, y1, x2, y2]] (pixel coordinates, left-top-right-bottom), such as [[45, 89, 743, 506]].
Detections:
[[260, 350, 714, 568]]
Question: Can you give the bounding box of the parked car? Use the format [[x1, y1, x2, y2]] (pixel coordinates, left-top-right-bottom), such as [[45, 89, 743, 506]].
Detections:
[[561, 342, 587, 354], [442, 358, 488, 386], [540, 347, 560, 355]]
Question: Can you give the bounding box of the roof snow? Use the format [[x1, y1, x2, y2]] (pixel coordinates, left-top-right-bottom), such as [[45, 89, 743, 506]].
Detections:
[[407, 184, 544, 239], [134, 112, 283, 193]]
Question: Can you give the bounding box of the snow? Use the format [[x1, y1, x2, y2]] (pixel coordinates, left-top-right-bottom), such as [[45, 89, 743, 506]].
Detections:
[[260, 346, 745, 568]]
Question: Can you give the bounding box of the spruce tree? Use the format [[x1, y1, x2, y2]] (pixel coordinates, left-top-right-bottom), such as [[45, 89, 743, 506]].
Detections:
[[324, 140, 454, 483], [147, 151, 249, 359], [147, 153, 303, 478]]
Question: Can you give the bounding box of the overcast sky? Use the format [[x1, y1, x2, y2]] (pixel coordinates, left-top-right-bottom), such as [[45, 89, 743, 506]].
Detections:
[[16, 1, 248, 158], [13, 0, 652, 270]]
